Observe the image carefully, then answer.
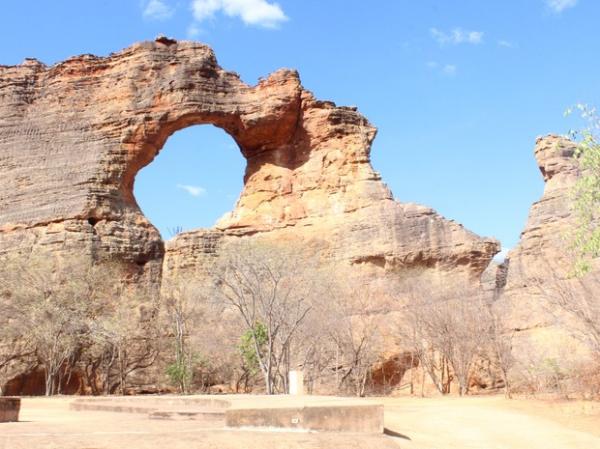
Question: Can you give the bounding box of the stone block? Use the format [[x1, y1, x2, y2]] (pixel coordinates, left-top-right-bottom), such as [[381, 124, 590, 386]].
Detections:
[[0, 397, 21, 423], [225, 403, 383, 434]]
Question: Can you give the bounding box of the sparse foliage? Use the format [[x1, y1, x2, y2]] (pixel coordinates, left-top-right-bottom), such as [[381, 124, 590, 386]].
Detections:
[[162, 282, 202, 394], [566, 104, 600, 274], [239, 323, 267, 377]]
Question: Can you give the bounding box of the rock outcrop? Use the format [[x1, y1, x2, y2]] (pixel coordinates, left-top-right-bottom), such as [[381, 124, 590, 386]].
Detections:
[[8, 38, 600, 396], [497, 135, 598, 365], [0, 38, 498, 288], [500, 135, 580, 326], [504, 135, 581, 287]]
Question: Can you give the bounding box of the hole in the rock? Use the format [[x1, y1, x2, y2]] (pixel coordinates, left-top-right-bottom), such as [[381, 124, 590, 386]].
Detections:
[[134, 125, 245, 239]]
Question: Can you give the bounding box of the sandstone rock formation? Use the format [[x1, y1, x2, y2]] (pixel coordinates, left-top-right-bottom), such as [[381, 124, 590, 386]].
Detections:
[[6, 38, 600, 397], [0, 38, 498, 290], [498, 135, 580, 320], [497, 135, 599, 365]]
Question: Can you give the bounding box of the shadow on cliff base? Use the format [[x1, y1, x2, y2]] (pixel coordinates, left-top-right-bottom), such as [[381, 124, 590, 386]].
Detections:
[[3, 368, 83, 396]]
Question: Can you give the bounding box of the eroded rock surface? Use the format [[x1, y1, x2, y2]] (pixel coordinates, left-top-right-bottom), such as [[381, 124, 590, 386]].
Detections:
[[0, 38, 498, 287], [501, 136, 580, 326], [498, 135, 598, 363]]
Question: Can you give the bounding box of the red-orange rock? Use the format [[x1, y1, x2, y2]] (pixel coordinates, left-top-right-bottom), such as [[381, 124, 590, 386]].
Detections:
[[0, 38, 498, 286], [497, 135, 599, 366]]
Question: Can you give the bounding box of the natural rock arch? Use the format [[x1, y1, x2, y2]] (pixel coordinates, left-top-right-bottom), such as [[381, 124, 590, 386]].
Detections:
[[133, 124, 246, 236], [0, 37, 498, 286], [2, 37, 600, 398]]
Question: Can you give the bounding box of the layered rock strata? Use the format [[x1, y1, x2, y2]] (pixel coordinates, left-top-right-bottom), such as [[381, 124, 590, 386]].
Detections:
[[0, 38, 498, 288], [497, 135, 598, 364], [500, 135, 581, 326]]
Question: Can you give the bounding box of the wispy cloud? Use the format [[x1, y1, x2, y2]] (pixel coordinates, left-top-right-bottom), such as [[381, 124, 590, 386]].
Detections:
[[497, 39, 516, 48], [426, 61, 457, 76], [442, 64, 457, 75], [546, 0, 577, 13], [177, 184, 207, 197], [191, 0, 288, 28], [430, 27, 484, 45], [142, 0, 175, 20], [187, 23, 202, 38]]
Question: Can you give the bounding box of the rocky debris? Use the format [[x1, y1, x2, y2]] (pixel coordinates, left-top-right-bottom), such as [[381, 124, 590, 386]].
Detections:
[[154, 34, 177, 46]]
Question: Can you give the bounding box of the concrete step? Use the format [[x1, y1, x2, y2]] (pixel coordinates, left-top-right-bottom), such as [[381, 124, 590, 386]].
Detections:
[[149, 408, 226, 421], [71, 401, 155, 414]]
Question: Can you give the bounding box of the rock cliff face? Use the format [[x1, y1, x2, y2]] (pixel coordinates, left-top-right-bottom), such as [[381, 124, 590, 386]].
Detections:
[[500, 136, 580, 324], [497, 135, 598, 363], [0, 37, 498, 287]]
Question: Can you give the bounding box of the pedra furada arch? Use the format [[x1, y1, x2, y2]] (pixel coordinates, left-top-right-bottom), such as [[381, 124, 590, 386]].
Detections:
[[0, 37, 498, 288], [2, 37, 596, 396]]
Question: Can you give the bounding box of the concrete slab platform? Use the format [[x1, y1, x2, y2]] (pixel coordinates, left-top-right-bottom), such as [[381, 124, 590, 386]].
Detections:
[[70, 394, 385, 434], [1, 397, 399, 449], [149, 409, 226, 421], [225, 403, 384, 433]]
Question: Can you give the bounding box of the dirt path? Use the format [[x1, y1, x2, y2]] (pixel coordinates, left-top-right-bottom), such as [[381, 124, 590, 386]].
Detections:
[[383, 396, 600, 449]]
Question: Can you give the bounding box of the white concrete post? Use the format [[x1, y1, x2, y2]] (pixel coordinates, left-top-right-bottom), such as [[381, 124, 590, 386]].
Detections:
[[289, 370, 304, 396]]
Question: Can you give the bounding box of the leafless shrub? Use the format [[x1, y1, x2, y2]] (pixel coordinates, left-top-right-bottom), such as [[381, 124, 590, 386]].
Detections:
[[83, 286, 160, 395], [207, 240, 322, 395], [522, 258, 600, 398], [534, 269, 600, 356], [484, 297, 517, 398], [398, 277, 493, 396], [0, 254, 160, 395], [325, 278, 387, 397]]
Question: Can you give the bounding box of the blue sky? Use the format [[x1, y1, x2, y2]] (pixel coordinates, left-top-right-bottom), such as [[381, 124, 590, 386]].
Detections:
[[2, 1, 599, 253]]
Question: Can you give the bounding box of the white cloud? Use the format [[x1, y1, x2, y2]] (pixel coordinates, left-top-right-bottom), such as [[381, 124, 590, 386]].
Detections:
[[177, 184, 207, 197], [442, 64, 457, 75], [430, 27, 484, 45], [191, 0, 287, 28], [187, 23, 202, 38], [192, 0, 220, 21], [426, 61, 457, 76], [497, 39, 515, 48], [430, 28, 447, 44], [547, 0, 577, 13], [142, 0, 174, 20]]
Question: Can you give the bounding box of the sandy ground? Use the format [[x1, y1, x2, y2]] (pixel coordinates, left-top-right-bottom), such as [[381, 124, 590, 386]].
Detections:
[[383, 395, 600, 449], [1, 395, 599, 449]]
